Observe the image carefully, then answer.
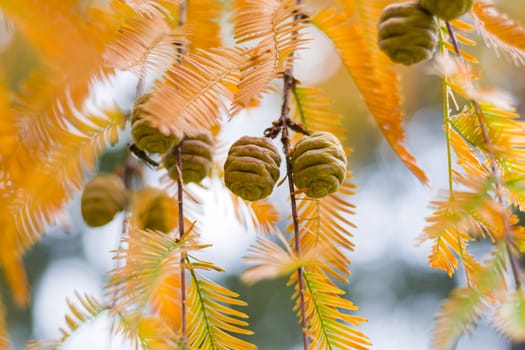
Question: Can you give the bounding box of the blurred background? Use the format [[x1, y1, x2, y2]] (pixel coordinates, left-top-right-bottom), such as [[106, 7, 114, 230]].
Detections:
[[2, 0, 525, 349]]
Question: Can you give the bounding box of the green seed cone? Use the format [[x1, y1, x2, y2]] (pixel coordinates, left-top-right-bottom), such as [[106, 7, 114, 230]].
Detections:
[[131, 93, 179, 154], [81, 174, 128, 227], [163, 133, 214, 184], [292, 132, 347, 198], [224, 136, 281, 201], [419, 0, 473, 20], [131, 187, 177, 233], [378, 2, 438, 65]]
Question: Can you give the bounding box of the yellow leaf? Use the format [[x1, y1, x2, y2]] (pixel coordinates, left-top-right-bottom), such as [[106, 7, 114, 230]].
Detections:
[[493, 290, 525, 342], [137, 316, 181, 350], [0, 80, 16, 158], [290, 270, 370, 350], [149, 274, 183, 333], [107, 228, 206, 314], [103, 15, 188, 78], [0, 231, 29, 307], [0, 0, 128, 303], [143, 47, 244, 138], [242, 232, 317, 284], [27, 293, 106, 349], [232, 196, 280, 235], [312, 5, 428, 184], [116, 0, 182, 17], [0, 105, 124, 304], [230, 0, 308, 114], [187, 271, 256, 350], [472, 0, 525, 65], [421, 175, 509, 278], [432, 288, 487, 350], [291, 85, 346, 145], [292, 174, 357, 283], [448, 127, 488, 179], [187, 0, 222, 51], [432, 244, 507, 350]]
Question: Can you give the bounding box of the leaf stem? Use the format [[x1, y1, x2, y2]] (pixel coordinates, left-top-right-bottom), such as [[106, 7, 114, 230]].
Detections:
[[439, 23, 470, 286], [188, 269, 219, 348], [445, 22, 462, 59], [438, 25, 454, 197], [446, 22, 522, 290], [302, 272, 334, 350]]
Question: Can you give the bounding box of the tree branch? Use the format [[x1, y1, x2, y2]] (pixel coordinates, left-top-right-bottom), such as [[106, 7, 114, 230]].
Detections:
[[277, 1, 308, 348], [177, 0, 189, 339]]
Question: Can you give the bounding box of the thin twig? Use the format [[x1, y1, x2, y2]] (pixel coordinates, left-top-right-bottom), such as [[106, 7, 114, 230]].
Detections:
[[176, 142, 187, 339], [446, 22, 522, 290], [280, 73, 308, 350], [177, 0, 189, 340], [277, 0, 308, 348], [439, 25, 455, 198]]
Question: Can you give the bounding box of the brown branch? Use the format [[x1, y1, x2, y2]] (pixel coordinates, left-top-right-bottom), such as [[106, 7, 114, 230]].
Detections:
[[175, 142, 187, 339], [446, 22, 522, 290], [280, 73, 308, 350], [277, 1, 308, 348], [177, 0, 189, 340]]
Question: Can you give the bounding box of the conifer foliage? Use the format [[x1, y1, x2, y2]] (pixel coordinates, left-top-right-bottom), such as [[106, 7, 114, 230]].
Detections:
[[0, 0, 525, 349]]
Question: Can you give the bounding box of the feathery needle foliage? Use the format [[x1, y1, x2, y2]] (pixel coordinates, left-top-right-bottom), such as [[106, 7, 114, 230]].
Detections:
[[143, 47, 245, 138], [493, 290, 525, 342], [432, 244, 507, 350], [289, 270, 370, 350], [187, 270, 256, 350], [291, 86, 346, 144], [242, 232, 317, 284], [418, 2, 525, 347], [472, 0, 525, 65], [103, 16, 189, 78], [25, 293, 107, 350], [231, 197, 281, 236], [106, 228, 208, 314], [231, 0, 309, 114], [3, 0, 525, 348], [312, 4, 428, 184]]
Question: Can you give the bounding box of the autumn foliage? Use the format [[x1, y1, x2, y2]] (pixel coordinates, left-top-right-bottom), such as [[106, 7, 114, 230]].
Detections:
[[1, 0, 525, 349]]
